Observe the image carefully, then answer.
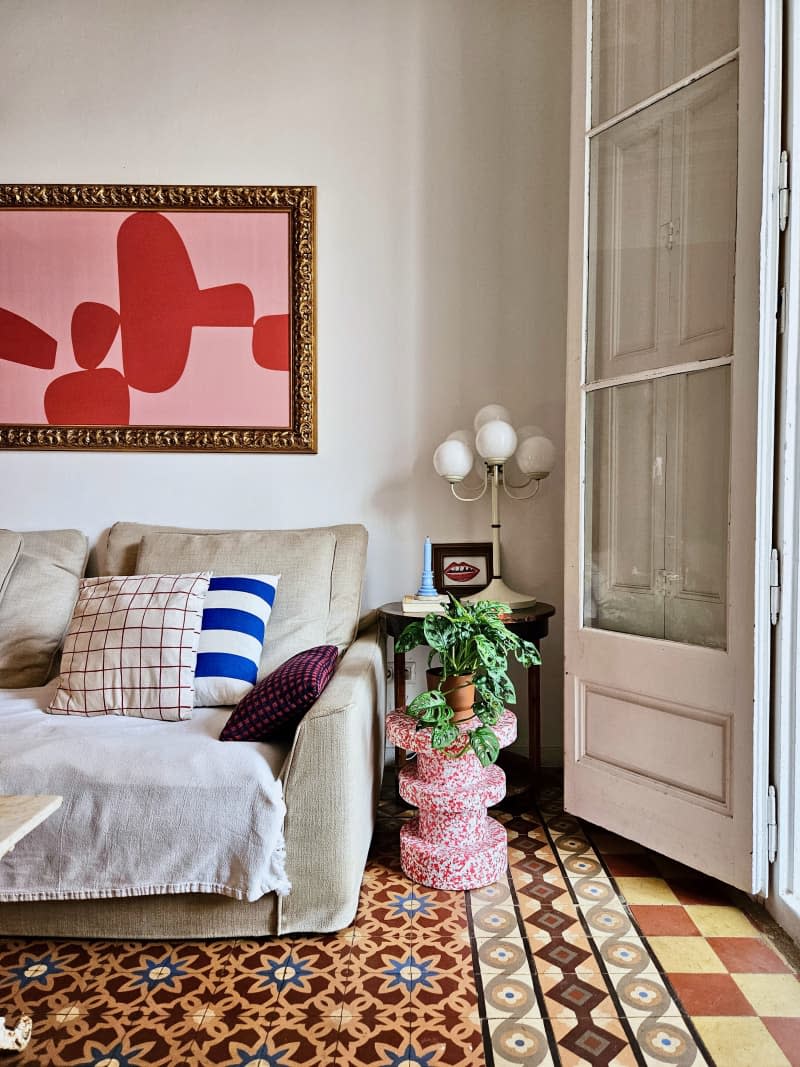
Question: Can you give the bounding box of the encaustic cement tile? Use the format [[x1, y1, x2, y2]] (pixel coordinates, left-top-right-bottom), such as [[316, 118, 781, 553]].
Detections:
[[25, 1010, 199, 1067], [335, 1018, 415, 1067], [487, 1014, 558, 1067]]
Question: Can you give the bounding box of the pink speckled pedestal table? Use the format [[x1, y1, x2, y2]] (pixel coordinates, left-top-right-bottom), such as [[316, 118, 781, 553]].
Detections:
[[386, 708, 517, 890]]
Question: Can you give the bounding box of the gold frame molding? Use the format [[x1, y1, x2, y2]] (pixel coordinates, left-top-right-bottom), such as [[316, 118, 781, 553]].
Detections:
[[0, 183, 316, 452]]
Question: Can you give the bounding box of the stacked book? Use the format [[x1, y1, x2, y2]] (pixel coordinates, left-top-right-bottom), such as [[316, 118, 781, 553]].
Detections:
[[401, 594, 450, 615]]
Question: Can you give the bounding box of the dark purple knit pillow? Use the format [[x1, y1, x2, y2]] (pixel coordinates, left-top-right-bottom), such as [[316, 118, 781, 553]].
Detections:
[[220, 645, 339, 742]]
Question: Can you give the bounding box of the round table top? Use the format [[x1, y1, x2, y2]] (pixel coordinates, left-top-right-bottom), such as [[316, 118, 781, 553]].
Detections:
[[377, 600, 556, 639]]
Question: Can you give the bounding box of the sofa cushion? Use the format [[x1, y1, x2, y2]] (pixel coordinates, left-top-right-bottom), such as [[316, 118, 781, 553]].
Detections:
[[97, 522, 367, 652], [135, 530, 336, 675], [47, 572, 210, 720], [194, 575, 280, 706], [220, 645, 339, 742], [0, 529, 88, 688]]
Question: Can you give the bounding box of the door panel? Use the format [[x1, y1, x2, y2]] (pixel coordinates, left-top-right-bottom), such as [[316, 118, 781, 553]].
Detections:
[[588, 121, 668, 376], [592, 0, 738, 126], [565, 0, 766, 892], [588, 63, 737, 383], [578, 683, 730, 808]]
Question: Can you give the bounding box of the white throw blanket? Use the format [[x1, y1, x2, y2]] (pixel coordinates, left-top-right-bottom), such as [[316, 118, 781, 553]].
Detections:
[[0, 683, 290, 902]]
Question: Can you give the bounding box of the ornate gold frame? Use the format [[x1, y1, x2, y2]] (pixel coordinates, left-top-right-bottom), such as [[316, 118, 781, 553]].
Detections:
[[0, 184, 316, 452]]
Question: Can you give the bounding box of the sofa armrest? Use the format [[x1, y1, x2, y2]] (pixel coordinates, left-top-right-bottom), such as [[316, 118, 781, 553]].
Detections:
[[277, 625, 386, 933]]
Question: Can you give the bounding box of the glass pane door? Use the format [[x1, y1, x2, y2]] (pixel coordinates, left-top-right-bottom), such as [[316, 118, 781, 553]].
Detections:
[[584, 365, 730, 649]]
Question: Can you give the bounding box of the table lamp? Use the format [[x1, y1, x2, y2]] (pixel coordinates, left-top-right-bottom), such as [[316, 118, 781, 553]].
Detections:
[[433, 404, 555, 608]]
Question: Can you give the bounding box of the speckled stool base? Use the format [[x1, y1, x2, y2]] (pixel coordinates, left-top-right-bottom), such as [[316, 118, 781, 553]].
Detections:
[[386, 708, 516, 890]]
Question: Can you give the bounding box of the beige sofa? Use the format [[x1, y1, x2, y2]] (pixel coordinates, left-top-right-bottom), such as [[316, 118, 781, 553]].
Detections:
[[0, 522, 385, 938]]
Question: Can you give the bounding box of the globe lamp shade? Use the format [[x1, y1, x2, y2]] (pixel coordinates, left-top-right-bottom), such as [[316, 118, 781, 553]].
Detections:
[[433, 439, 474, 482], [516, 424, 545, 443], [473, 403, 512, 432], [516, 434, 556, 477], [446, 428, 474, 448], [475, 419, 518, 464]]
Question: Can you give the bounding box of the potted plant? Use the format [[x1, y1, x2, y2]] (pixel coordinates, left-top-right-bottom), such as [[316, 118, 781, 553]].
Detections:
[[394, 595, 541, 766]]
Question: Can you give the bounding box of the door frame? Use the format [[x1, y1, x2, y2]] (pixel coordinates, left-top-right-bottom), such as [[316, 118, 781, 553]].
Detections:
[[770, 0, 800, 943]]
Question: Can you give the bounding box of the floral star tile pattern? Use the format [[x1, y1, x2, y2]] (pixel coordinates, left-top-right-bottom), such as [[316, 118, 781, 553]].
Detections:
[[0, 770, 797, 1065]]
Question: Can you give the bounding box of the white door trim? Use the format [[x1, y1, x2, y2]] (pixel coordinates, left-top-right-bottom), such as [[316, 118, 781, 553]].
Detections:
[[770, 0, 800, 941], [752, 0, 783, 899]]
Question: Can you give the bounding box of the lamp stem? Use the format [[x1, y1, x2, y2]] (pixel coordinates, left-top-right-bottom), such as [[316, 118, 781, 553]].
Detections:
[[464, 461, 537, 608], [491, 464, 502, 580]]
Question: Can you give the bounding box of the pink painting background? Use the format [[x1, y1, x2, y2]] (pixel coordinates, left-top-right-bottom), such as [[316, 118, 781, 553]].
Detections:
[[0, 209, 291, 427]]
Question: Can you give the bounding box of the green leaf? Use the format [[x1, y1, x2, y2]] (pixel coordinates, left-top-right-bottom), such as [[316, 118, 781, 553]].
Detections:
[[469, 726, 501, 766], [474, 634, 503, 671], [474, 703, 502, 726], [475, 686, 505, 716], [406, 689, 447, 718], [514, 641, 542, 668], [423, 613, 453, 655], [419, 705, 447, 725], [395, 620, 426, 653], [431, 722, 460, 749]]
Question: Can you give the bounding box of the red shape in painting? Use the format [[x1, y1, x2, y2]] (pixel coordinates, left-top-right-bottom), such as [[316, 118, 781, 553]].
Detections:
[[117, 213, 255, 393], [0, 308, 57, 369], [252, 314, 290, 372], [44, 368, 130, 425], [71, 302, 120, 370]]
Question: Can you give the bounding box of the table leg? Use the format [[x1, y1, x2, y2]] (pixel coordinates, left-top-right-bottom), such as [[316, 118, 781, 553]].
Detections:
[[528, 641, 542, 790], [394, 648, 407, 787]]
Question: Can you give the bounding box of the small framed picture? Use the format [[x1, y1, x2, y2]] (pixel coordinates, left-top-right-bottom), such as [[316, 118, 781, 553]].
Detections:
[[432, 542, 492, 597]]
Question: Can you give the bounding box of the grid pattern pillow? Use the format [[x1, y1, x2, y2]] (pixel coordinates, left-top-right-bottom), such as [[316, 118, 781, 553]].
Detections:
[[47, 572, 210, 721], [194, 575, 280, 706], [220, 645, 339, 742]]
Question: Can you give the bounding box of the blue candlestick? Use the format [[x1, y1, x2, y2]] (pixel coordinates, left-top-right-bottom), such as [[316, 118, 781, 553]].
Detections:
[[417, 535, 438, 597]]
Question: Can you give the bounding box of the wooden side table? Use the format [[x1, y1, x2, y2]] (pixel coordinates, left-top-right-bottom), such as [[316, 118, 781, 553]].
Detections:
[[377, 601, 556, 789]]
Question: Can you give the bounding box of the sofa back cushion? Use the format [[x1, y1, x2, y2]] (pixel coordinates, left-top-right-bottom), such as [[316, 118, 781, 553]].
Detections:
[[98, 521, 367, 656], [0, 529, 88, 688], [134, 529, 337, 675]]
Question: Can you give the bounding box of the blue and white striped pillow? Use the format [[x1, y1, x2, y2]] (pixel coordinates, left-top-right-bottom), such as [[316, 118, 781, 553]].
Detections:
[[193, 575, 280, 707]]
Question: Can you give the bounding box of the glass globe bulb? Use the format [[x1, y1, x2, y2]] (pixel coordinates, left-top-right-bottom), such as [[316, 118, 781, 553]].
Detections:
[[473, 403, 511, 432], [475, 419, 518, 464], [516, 434, 556, 476], [446, 428, 474, 448], [433, 439, 473, 482], [516, 424, 545, 443]]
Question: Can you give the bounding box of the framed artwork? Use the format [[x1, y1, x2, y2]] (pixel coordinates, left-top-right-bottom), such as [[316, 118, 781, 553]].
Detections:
[[0, 184, 316, 451], [433, 542, 492, 597]]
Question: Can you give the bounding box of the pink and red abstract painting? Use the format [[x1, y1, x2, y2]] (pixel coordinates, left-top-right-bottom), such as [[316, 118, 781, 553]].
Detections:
[[0, 185, 316, 451]]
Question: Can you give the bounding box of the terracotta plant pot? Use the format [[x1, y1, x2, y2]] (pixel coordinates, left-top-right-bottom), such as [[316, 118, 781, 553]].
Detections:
[[426, 668, 476, 722]]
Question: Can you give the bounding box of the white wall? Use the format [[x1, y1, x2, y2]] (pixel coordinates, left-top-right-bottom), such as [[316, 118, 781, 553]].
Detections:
[[0, 0, 571, 762]]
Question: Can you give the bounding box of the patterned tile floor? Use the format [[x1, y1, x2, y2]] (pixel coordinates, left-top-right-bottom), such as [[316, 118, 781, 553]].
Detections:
[[1, 772, 798, 1066]]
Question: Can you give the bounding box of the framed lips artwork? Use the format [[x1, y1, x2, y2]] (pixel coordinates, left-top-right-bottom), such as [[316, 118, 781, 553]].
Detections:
[[432, 542, 492, 598], [0, 184, 316, 452]]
